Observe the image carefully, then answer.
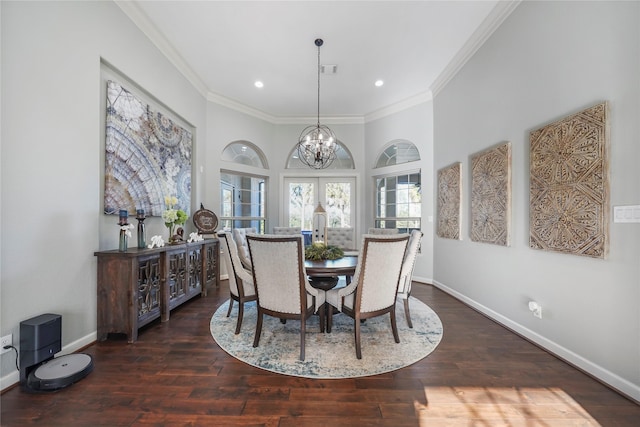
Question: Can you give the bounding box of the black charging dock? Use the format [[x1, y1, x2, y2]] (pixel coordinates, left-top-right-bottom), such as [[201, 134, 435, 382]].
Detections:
[[19, 313, 93, 391]]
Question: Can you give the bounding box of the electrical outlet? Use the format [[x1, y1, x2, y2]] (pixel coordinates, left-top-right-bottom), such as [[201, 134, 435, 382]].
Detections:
[[0, 334, 12, 353]]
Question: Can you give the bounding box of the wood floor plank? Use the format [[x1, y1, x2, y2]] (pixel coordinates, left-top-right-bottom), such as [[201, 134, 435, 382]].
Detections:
[[1, 281, 638, 426]]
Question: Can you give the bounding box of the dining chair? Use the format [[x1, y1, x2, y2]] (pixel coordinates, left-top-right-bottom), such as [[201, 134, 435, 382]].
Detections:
[[326, 227, 355, 250], [217, 231, 257, 334], [273, 226, 301, 235], [367, 227, 399, 235], [325, 233, 409, 359], [397, 230, 423, 328], [247, 234, 326, 361], [232, 227, 256, 269]]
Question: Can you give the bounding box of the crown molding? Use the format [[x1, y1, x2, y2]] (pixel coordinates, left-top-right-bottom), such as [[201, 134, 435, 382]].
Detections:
[[114, 0, 209, 97], [364, 90, 433, 123], [207, 91, 365, 125], [430, 0, 522, 97], [206, 91, 277, 123]]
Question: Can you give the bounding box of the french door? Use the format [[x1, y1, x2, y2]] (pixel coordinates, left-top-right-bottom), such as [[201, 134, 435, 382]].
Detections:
[[283, 177, 355, 234]]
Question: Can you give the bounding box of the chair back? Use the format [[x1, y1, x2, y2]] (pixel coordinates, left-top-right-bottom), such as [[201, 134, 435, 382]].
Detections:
[[397, 230, 422, 295], [218, 231, 253, 296], [232, 227, 256, 269], [354, 234, 409, 314], [247, 234, 306, 315], [273, 226, 301, 235], [368, 228, 399, 235], [326, 227, 355, 249]]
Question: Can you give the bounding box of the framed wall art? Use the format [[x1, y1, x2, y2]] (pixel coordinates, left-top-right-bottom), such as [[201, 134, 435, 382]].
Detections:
[[104, 80, 192, 217], [437, 162, 462, 240], [529, 102, 609, 258], [470, 142, 511, 246]]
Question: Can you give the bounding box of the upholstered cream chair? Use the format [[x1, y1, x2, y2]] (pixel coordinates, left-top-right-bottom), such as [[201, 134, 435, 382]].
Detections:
[[397, 230, 422, 328], [368, 227, 399, 235], [218, 231, 257, 334], [326, 234, 409, 359], [273, 226, 301, 235], [232, 227, 256, 270], [246, 234, 326, 361], [326, 227, 355, 250]]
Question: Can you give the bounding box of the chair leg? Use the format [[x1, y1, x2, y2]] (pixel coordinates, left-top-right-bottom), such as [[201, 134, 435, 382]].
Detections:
[[354, 316, 362, 359], [226, 299, 234, 317], [299, 315, 306, 361], [327, 305, 333, 333], [319, 303, 325, 333], [403, 297, 413, 329], [390, 309, 400, 344], [234, 302, 244, 335], [253, 310, 263, 348]]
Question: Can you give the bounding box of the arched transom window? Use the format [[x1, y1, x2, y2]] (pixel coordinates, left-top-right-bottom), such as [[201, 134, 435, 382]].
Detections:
[[374, 140, 420, 168], [222, 141, 268, 169], [286, 141, 355, 169]]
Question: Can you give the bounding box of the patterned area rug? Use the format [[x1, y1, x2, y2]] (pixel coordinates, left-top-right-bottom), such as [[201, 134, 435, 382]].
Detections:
[[210, 297, 443, 379]]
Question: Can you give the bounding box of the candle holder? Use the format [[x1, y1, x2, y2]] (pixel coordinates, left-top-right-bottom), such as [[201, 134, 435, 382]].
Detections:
[[313, 202, 328, 245], [118, 209, 129, 252], [136, 209, 146, 249]]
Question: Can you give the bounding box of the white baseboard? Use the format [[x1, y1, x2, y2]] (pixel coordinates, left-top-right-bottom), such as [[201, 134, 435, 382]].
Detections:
[[431, 279, 640, 404], [0, 331, 97, 392]]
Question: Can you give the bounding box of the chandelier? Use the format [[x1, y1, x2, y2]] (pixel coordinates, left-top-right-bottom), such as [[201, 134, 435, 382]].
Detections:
[[296, 39, 338, 169]]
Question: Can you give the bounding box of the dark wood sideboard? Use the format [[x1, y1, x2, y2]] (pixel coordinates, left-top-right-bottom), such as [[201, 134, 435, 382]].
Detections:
[[94, 238, 219, 343]]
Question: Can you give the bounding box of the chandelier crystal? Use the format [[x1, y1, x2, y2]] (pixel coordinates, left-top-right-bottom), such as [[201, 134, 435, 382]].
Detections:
[[296, 39, 338, 169]]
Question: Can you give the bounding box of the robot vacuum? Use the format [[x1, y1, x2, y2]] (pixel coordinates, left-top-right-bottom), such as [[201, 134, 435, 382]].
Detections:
[[27, 353, 94, 391], [20, 313, 94, 392]]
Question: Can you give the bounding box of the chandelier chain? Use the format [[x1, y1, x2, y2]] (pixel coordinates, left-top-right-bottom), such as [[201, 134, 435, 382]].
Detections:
[[296, 38, 338, 169], [316, 42, 321, 127]]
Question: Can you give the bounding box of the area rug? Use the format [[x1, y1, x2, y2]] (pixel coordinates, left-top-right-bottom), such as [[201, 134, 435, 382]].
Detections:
[[210, 297, 443, 379]]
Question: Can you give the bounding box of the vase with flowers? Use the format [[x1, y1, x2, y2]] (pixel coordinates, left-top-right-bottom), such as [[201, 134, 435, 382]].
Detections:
[[162, 196, 188, 244], [118, 209, 135, 252]]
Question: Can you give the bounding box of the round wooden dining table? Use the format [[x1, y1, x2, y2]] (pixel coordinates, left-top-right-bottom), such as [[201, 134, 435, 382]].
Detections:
[[304, 255, 357, 276], [304, 256, 357, 290]]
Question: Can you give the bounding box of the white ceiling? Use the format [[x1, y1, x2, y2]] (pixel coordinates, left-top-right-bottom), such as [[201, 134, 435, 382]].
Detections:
[[118, 1, 517, 122]]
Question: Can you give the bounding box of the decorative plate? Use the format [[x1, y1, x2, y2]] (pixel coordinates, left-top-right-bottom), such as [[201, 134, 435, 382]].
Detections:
[[192, 204, 218, 234]]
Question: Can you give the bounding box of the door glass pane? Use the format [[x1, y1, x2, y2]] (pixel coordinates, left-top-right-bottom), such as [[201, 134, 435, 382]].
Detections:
[[325, 182, 351, 227], [288, 182, 315, 230]]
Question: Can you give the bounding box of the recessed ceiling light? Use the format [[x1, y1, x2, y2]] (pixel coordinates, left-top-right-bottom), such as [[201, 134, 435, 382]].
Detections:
[[374, 80, 384, 87], [254, 81, 264, 88]]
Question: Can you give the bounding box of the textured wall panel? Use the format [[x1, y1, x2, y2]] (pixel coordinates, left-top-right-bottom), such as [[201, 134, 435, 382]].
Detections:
[[529, 102, 609, 258], [437, 162, 462, 240], [471, 142, 511, 246]]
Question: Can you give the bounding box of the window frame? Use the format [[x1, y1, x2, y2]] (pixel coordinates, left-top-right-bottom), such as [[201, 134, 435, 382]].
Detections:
[[219, 169, 267, 234], [373, 168, 422, 233]]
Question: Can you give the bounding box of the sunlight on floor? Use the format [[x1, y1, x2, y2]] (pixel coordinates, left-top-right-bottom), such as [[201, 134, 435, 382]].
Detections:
[[416, 386, 600, 425]]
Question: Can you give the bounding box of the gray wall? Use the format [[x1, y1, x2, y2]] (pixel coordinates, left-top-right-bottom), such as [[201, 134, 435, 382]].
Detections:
[[0, 0, 208, 387], [365, 102, 435, 282], [433, 0, 639, 400]]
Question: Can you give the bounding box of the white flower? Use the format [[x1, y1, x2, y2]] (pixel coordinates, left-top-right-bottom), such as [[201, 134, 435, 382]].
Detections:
[[162, 209, 178, 223], [120, 223, 134, 238]]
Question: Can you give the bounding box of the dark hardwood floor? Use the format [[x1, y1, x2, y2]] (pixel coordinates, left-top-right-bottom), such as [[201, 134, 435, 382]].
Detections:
[[2, 280, 639, 426]]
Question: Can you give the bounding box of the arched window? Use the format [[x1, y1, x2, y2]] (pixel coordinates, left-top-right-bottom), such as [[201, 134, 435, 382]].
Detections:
[[374, 140, 420, 168], [221, 141, 268, 169], [286, 141, 355, 169], [220, 141, 268, 233]]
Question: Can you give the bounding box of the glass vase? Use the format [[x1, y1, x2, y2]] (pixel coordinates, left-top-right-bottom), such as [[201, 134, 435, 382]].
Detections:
[[119, 228, 128, 252], [137, 218, 146, 249], [168, 223, 175, 244]]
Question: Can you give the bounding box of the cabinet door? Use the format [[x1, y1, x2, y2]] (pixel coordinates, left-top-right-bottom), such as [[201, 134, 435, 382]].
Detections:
[[167, 248, 188, 309], [187, 245, 203, 297], [137, 254, 161, 327]]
